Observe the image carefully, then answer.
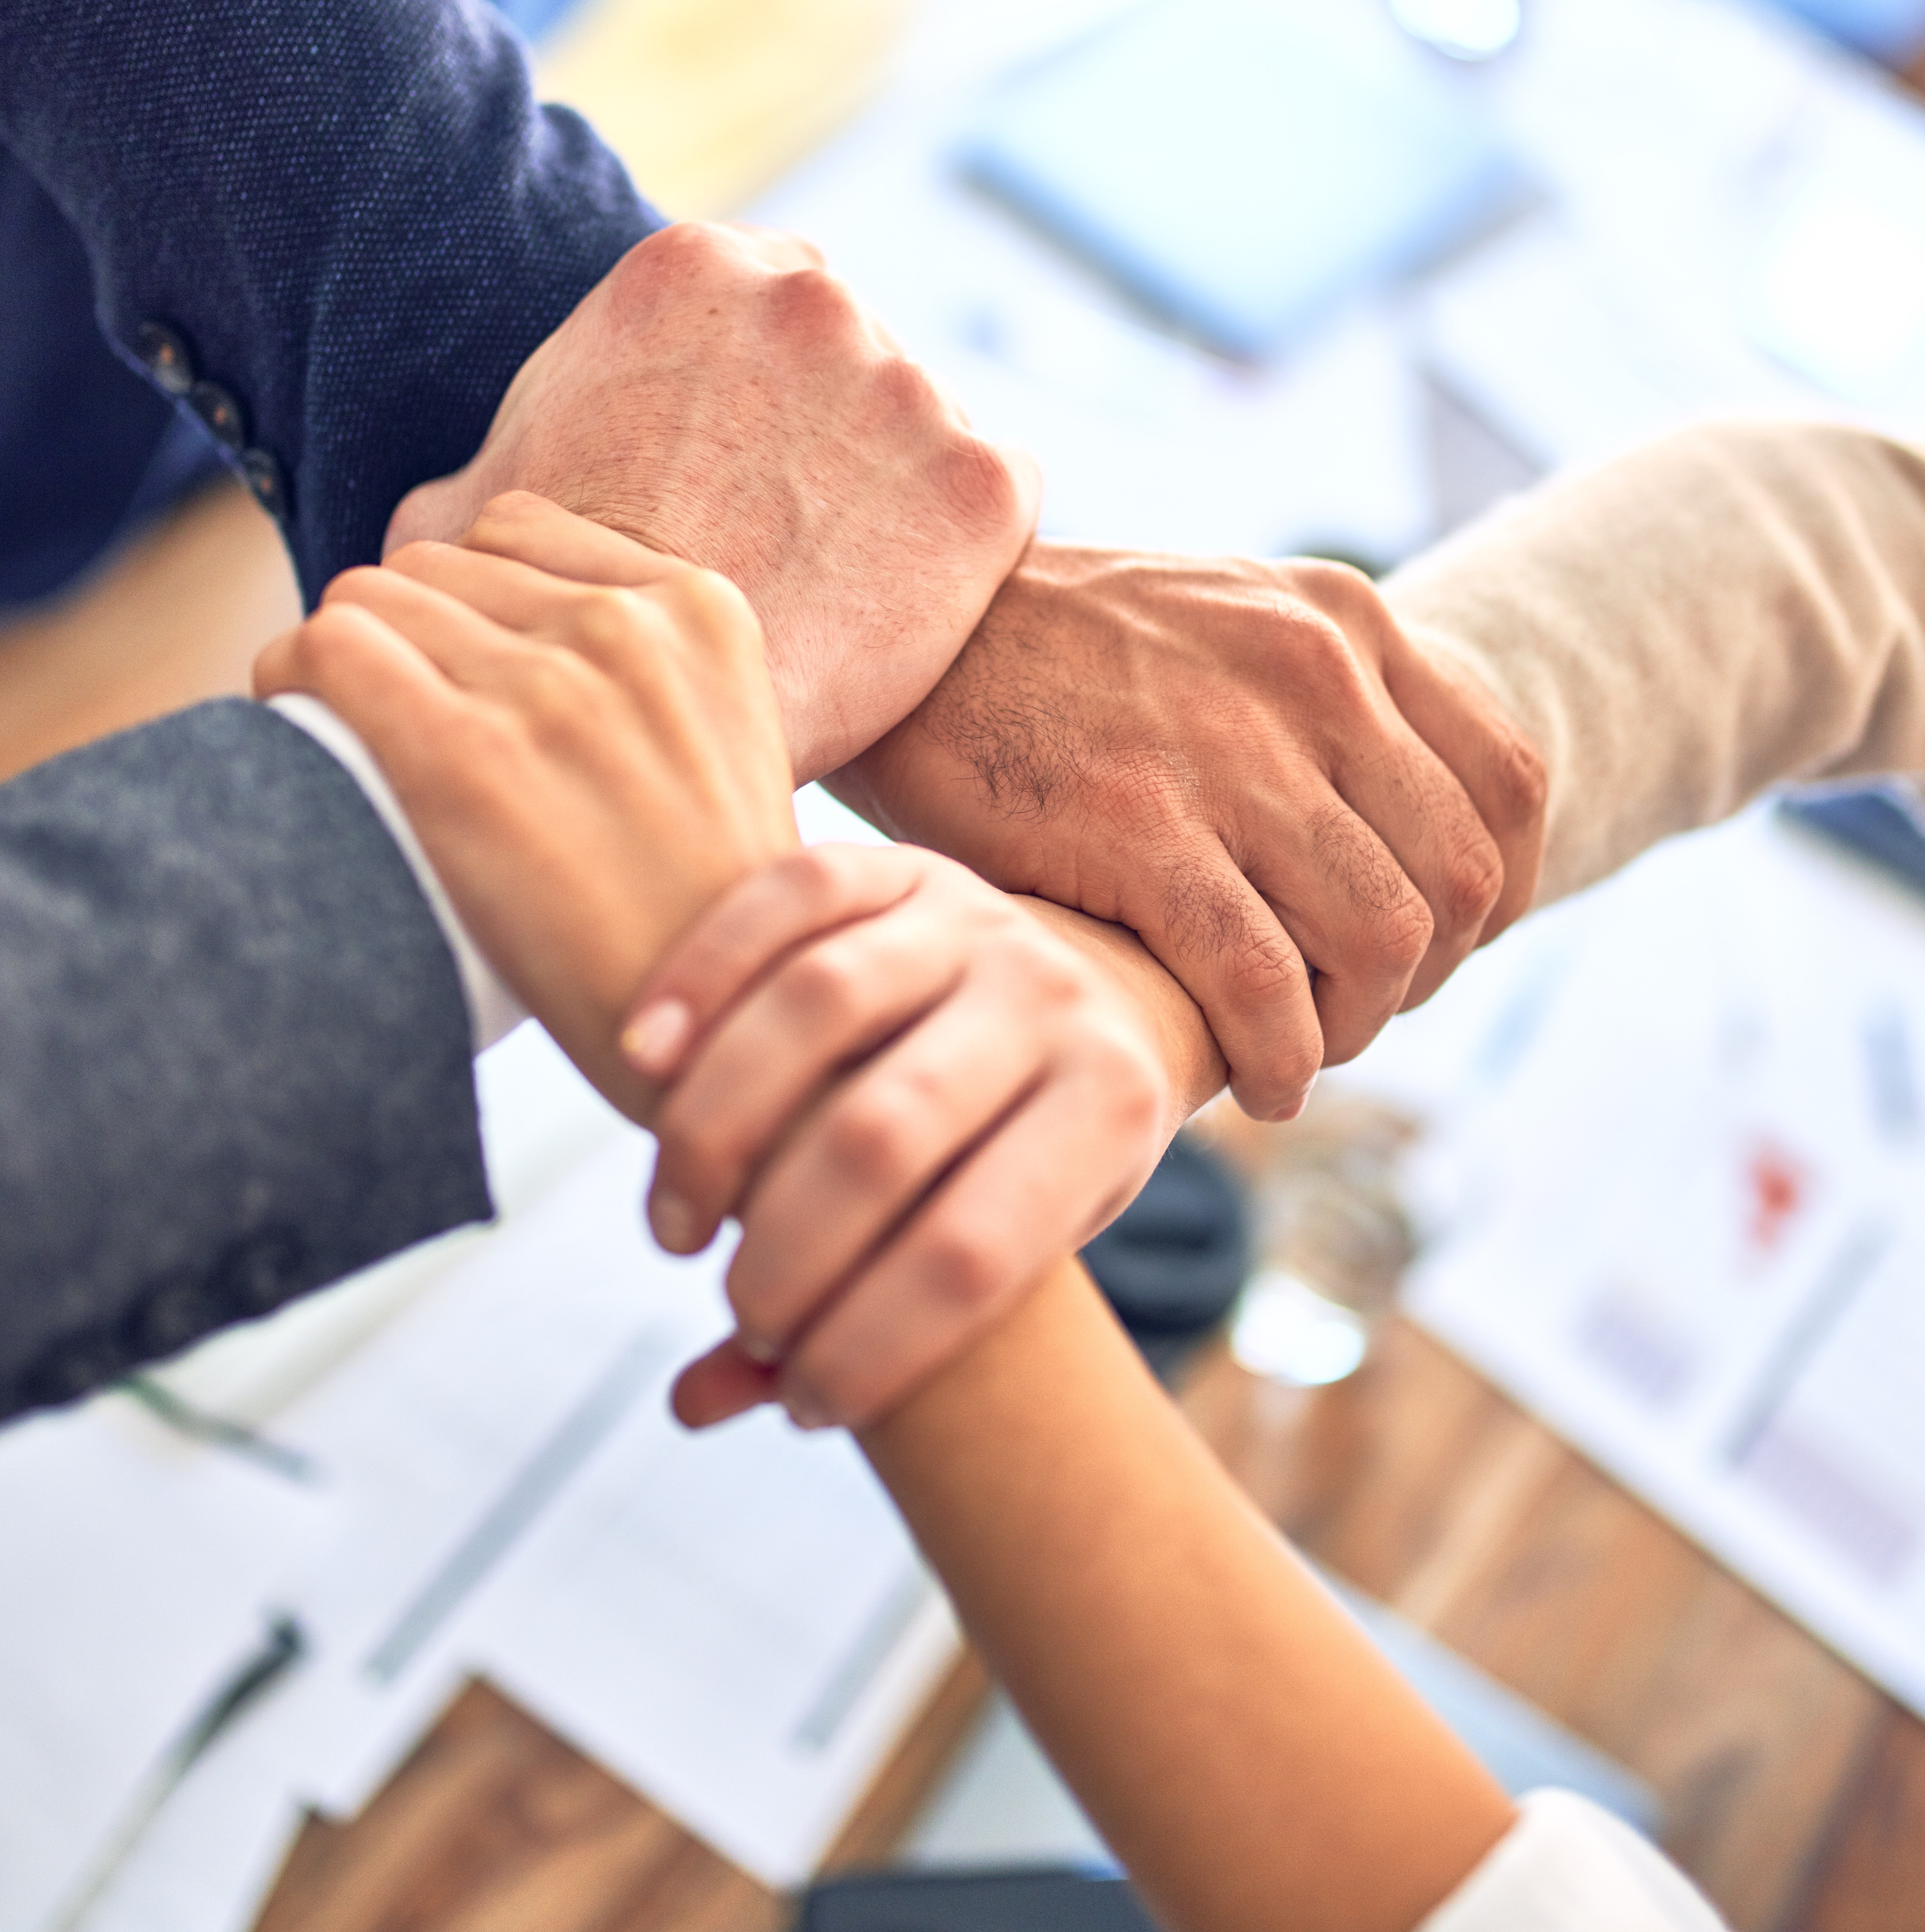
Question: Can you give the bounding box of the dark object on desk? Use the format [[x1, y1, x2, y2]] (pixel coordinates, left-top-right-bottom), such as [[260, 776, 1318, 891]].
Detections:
[[957, 0, 1519, 358], [1780, 784, 1925, 898], [799, 1865, 1160, 1932], [1081, 1133, 1249, 1380]]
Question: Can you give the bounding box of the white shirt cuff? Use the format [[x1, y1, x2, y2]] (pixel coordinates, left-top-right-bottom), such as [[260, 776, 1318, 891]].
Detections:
[[269, 693, 528, 1053], [1418, 1791, 1727, 1932]]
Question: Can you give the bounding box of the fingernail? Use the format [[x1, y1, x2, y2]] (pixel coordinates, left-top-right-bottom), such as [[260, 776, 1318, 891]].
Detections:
[[1279, 1068, 1319, 1124], [738, 1330, 780, 1366], [783, 1375, 844, 1430], [622, 999, 693, 1077], [650, 1188, 702, 1253], [786, 1392, 832, 1431]]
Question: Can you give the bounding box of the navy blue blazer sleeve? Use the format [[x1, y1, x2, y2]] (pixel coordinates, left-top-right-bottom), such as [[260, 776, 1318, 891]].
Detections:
[[0, 701, 491, 1420], [0, 0, 668, 605]]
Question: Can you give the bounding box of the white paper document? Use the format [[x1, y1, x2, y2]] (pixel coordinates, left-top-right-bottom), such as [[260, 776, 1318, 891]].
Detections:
[[0, 1404, 331, 1932], [4, 1034, 956, 1930], [259, 1127, 957, 1886], [1368, 810, 1925, 1712]]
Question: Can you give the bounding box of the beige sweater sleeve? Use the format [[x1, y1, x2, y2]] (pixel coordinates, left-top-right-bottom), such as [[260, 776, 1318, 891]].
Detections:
[[1383, 421, 1925, 906]]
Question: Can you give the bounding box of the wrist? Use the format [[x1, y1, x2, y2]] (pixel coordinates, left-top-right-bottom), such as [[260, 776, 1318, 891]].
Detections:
[[1017, 897, 1226, 1129]]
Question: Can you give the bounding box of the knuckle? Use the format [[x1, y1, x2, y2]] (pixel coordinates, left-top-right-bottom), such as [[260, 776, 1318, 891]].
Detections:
[[639, 219, 723, 275], [1159, 857, 1300, 992], [823, 1087, 919, 1188], [1088, 1029, 1168, 1138], [1224, 925, 1313, 1005], [285, 607, 362, 683], [872, 350, 940, 415], [783, 842, 859, 906], [655, 1112, 736, 1203], [470, 490, 552, 538], [935, 432, 1022, 535], [916, 1222, 1003, 1316], [319, 564, 387, 607], [664, 564, 758, 640], [1492, 727, 1550, 832], [378, 539, 443, 576], [1359, 884, 1434, 970], [1283, 607, 1356, 672], [773, 263, 859, 335], [567, 584, 649, 656], [786, 944, 868, 1029], [516, 651, 598, 738], [1010, 935, 1090, 1012], [1437, 828, 1505, 929], [1237, 1024, 1326, 1123]]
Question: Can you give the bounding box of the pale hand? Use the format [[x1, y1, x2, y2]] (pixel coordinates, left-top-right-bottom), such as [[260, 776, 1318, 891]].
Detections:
[[255, 493, 799, 1121], [385, 223, 1041, 784], [622, 844, 1172, 1431]]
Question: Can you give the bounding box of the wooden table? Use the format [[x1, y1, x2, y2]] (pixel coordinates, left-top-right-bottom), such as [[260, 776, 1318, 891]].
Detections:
[[249, 1317, 1925, 1932]]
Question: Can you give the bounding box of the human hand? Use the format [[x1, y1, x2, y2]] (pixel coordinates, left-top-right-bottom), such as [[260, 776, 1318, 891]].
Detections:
[[619, 843, 1172, 1430], [254, 493, 798, 1120], [828, 544, 1547, 1122], [385, 222, 1041, 784]]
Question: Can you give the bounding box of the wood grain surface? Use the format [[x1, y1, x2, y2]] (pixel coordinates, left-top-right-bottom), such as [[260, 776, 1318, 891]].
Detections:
[[251, 1319, 1925, 1932]]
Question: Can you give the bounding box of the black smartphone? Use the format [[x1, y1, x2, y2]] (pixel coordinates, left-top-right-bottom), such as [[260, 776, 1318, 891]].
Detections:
[[797, 1864, 1160, 1932]]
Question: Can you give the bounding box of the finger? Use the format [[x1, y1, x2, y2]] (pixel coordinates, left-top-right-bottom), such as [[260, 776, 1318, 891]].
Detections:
[[670, 1337, 780, 1430], [723, 988, 1046, 1360], [250, 623, 302, 698], [1125, 836, 1323, 1123], [1380, 633, 1548, 952], [1238, 789, 1435, 1068], [1323, 720, 1502, 1013], [648, 897, 973, 1253], [319, 565, 529, 691], [777, 1071, 1164, 1429], [622, 844, 924, 1081], [456, 490, 691, 587], [382, 539, 682, 654], [255, 601, 474, 784]]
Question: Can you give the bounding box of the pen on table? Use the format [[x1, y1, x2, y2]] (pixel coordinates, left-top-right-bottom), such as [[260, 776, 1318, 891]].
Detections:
[[115, 1372, 322, 1484], [46, 1613, 309, 1932]]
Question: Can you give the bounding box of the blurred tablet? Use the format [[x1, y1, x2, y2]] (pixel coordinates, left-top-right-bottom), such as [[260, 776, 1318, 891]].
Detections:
[[1780, 783, 1925, 898], [957, 0, 1520, 358]]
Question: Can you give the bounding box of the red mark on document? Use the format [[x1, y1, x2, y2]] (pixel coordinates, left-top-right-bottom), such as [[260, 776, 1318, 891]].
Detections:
[[1744, 1140, 1808, 1260]]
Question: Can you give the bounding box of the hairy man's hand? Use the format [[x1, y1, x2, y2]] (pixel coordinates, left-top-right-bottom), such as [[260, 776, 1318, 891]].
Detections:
[[829, 544, 1546, 1121], [387, 222, 1040, 783]]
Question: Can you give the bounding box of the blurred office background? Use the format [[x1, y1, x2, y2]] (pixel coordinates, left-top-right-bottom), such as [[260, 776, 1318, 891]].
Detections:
[[9, 6, 1925, 1932]]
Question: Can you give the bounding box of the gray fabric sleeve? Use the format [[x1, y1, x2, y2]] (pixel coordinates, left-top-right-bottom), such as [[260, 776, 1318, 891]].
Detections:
[[0, 699, 491, 1419]]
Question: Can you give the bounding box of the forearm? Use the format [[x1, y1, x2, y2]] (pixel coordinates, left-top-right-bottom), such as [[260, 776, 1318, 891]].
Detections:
[[858, 1258, 1512, 1932], [1387, 421, 1925, 905]]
